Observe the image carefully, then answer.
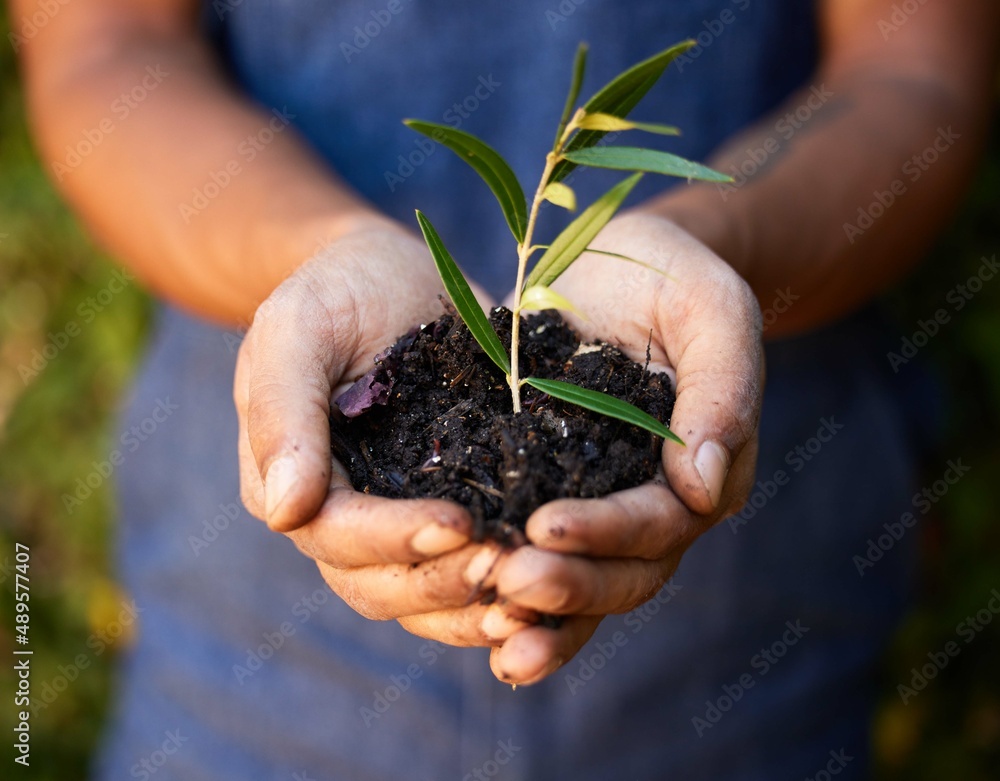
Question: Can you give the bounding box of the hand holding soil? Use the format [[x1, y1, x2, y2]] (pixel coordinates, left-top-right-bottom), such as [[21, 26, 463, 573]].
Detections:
[[235, 42, 764, 687], [234, 223, 511, 647], [233, 211, 762, 687], [483, 212, 764, 684]]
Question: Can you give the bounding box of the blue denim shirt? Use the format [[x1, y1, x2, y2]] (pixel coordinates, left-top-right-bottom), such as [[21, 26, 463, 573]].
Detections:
[[95, 3, 918, 779]]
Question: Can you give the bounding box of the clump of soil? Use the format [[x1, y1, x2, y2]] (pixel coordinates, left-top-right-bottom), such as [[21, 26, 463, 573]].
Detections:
[[330, 307, 675, 544]]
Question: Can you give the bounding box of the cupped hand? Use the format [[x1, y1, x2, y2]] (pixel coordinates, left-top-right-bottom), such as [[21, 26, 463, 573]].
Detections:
[[487, 211, 764, 685], [234, 221, 505, 646]]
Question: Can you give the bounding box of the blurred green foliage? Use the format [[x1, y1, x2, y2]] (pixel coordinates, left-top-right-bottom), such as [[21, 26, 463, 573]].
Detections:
[[872, 114, 1000, 779], [0, 7, 152, 778], [0, 5, 997, 779]]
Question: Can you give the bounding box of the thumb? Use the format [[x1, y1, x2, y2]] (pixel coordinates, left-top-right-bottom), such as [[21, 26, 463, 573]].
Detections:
[[242, 275, 361, 533], [659, 279, 764, 517]]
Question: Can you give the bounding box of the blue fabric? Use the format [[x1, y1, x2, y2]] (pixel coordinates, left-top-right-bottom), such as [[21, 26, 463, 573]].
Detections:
[[206, 0, 817, 298], [95, 2, 919, 780]]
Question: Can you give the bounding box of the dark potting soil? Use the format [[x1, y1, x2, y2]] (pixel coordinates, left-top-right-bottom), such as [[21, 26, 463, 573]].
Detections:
[[330, 307, 675, 544]]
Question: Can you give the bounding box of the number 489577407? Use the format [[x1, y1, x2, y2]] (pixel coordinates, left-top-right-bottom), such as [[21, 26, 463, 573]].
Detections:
[[14, 543, 30, 644]]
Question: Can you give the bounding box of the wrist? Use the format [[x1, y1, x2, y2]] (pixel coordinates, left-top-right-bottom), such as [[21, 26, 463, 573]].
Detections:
[[276, 213, 438, 309], [291, 209, 408, 266], [634, 186, 752, 283], [221, 208, 411, 327], [258, 208, 407, 287]]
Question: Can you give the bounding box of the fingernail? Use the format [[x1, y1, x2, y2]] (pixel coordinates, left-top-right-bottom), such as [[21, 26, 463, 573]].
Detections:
[[481, 604, 529, 641], [411, 523, 468, 557], [498, 550, 569, 608], [528, 655, 565, 685], [264, 455, 298, 522], [464, 548, 499, 587], [505, 580, 569, 612], [695, 440, 729, 509]]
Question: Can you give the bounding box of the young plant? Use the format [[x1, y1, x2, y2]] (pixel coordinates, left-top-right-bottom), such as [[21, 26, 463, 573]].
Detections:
[[407, 40, 731, 446]]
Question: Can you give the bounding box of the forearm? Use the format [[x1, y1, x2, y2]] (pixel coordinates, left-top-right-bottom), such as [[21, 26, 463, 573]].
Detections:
[[16, 3, 387, 325], [646, 1, 998, 338]]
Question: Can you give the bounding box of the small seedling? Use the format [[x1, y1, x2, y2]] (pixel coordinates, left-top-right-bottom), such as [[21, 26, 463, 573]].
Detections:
[[407, 40, 732, 446]]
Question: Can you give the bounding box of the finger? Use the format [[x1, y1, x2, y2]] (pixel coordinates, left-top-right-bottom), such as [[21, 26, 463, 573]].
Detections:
[[653, 253, 764, 517], [495, 546, 678, 616], [285, 474, 472, 568], [397, 605, 504, 648], [525, 481, 699, 559], [479, 601, 540, 642], [489, 616, 602, 686], [462, 544, 509, 591], [235, 340, 265, 518], [554, 214, 764, 516], [314, 543, 503, 620], [242, 268, 364, 533]]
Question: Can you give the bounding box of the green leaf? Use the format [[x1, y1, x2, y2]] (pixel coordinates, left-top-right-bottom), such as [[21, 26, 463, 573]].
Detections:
[[525, 173, 643, 290], [542, 181, 577, 211], [405, 120, 528, 242], [524, 377, 684, 445], [554, 42, 589, 150], [563, 146, 733, 183], [582, 40, 695, 114], [577, 113, 680, 137], [415, 211, 510, 374], [519, 285, 582, 317], [551, 39, 695, 182]]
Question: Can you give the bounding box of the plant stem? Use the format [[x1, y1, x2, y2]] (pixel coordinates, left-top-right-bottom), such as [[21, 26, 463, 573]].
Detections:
[[510, 158, 554, 412], [510, 117, 580, 412]]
